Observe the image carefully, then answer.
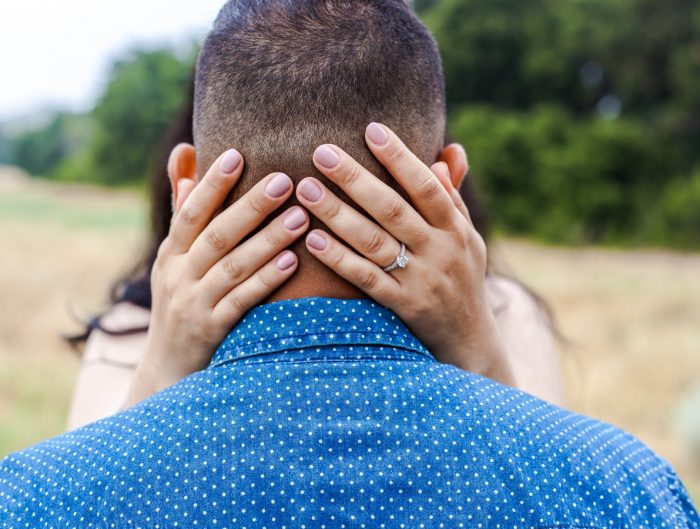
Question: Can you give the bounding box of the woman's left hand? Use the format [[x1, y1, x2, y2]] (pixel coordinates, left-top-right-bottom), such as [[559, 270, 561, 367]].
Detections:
[[297, 123, 515, 386]]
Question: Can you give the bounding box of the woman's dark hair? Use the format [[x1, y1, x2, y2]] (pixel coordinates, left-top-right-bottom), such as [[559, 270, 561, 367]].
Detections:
[[70, 75, 559, 348], [66, 77, 194, 349]]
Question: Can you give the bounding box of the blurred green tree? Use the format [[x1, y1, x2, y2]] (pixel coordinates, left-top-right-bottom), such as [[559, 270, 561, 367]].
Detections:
[[3, 1, 698, 247], [85, 47, 194, 185], [6, 114, 90, 178], [451, 105, 668, 244]]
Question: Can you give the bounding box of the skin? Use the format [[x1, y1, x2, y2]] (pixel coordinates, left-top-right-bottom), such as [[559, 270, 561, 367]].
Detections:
[[299, 124, 513, 382], [123, 123, 515, 408], [124, 149, 310, 405]]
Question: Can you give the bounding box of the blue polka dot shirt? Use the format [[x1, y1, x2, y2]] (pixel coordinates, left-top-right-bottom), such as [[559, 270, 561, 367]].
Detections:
[[1, 298, 698, 528]]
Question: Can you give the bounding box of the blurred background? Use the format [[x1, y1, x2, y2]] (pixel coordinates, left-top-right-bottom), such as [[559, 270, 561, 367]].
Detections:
[[0, 0, 698, 504]]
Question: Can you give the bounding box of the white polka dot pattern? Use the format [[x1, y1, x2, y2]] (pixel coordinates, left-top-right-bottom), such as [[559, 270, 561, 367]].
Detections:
[[1, 298, 698, 528]]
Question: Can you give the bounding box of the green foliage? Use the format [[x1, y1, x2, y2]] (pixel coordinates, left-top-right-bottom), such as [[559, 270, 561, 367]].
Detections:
[[85, 47, 194, 185], [420, 0, 700, 248], [651, 169, 700, 248], [3, 46, 195, 185], [6, 113, 90, 178], [451, 106, 670, 244], [2, 1, 699, 247], [413, 0, 439, 14]]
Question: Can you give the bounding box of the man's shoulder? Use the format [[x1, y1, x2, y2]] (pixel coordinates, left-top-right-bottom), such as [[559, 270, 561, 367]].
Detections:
[[0, 425, 112, 528]]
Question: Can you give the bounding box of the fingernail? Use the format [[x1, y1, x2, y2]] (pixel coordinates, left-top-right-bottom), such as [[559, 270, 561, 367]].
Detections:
[[220, 149, 242, 174], [367, 123, 388, 146], [307, 232, 327, 251], [276, 251, 297, 271], [314, 145, 340, 169], [298, 180, 323, 202], [266, 173, 292, 198], [283, 207, 307, 230]]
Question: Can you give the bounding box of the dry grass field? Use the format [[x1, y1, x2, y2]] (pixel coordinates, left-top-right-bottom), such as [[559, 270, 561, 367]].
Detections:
[[1, 168, 698, 504]]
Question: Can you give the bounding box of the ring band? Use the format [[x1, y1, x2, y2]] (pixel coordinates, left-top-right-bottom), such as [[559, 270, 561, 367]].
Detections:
[[383, 243, 410, 273]]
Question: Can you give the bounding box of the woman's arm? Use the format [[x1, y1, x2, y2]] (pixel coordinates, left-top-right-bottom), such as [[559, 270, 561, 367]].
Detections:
[[122, 147, 310, 407], [67, 303, 149, 430], [299, 123, 515, 384], [69, 125, 565, 428], [487, 275, 565, 406]]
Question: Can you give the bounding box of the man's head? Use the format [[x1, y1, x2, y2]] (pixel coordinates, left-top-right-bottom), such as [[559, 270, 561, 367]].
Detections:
[[193, 0, 446, 195], [169, 0, 451, 299]]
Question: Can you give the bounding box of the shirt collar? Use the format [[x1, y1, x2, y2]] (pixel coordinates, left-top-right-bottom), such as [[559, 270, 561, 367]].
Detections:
[[210, 297, 434, 367]]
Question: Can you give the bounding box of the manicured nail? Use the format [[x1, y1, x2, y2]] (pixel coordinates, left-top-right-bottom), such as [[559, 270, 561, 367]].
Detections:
[[367, 123, 388, 146], [298, 180, 323, 202], [307, 232, 327, 251], [314, 145, 340, 169], [220, 149, 242, 174], [283, 207, 307, 230], [266, 173, 292, 198], [276, 251, 297, 271]]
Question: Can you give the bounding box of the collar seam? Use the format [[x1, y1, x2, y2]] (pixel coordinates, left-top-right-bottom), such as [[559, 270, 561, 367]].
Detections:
[[211, 353, 434, 369], [212, 341, 431, 368]]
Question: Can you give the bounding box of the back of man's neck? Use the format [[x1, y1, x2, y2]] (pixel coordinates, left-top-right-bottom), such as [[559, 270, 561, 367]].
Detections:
[[266, 257, 369, 303]]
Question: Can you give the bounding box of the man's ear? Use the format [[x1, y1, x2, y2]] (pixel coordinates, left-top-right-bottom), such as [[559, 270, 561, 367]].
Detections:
[[167, 143, 198, 210], [437, 143, 469, 190]]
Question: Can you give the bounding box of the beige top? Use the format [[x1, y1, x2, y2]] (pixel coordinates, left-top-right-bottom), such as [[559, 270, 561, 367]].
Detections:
[[67, 275, 565, 430]]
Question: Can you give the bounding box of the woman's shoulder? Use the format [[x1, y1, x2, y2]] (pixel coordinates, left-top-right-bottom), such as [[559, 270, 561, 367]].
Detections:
[[486, 274, 549, 323], [81, 302, 151, 364], [98, 301, 151, 330]]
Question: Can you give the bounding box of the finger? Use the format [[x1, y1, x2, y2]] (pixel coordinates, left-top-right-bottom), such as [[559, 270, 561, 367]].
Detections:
[[188, 172, 294, 277], [312, 145, 430, 247], [174, 178, 197, 213], [365, 122, 460, 229], [297, 177, 402, 269], [201, 206, 309, 304], [305, 230, 400, 305], [430, 161, 451, 188], [168, 149, 244, 253], [430, 161, 472, 224], [212, 251, 298, 325]]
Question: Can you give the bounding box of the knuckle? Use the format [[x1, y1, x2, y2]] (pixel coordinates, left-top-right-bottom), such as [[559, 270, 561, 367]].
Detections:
[[168, 294, 191, 318], [263, 226, 283, 248], [383, 198, 406, 223], [257, 269, 277, 290], [359, 269, 380, 291], [417, 176, 442, 201], [330, 247, 346, 269], [205, 227, 228, 252], [204, 173, 226, 192], [227, 294, 248, 318], [222, 256, 246, 283], [246, 192, 266, 215], [156, 239, 171, 261], [338, 162, 362, 187], [162, 276, 178, 298], [324, 197, 343, 221], [411, 228, 431, 246], [385, 142, 406, 166], [470, 233, 487, 262], [178, 205, 199, 226], [361, 229, 386, 255]]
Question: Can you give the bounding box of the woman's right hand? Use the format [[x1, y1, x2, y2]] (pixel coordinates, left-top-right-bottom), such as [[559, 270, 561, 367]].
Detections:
[[122, 147, 310, 408]]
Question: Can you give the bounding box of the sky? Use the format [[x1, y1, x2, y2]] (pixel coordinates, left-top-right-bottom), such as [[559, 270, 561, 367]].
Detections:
[[0, 0, 228, 122]]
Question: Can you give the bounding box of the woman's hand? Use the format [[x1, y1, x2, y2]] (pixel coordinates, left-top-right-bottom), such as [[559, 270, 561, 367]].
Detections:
[[297, 123, 515, 386], [123, 148, 309, 407]]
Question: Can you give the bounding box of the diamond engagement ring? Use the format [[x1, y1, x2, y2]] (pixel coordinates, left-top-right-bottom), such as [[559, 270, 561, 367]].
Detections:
[[382, 243, 410, 273]]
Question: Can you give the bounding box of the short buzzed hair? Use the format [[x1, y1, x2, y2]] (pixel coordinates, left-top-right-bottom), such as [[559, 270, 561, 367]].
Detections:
[[194, 0, 446, 202]]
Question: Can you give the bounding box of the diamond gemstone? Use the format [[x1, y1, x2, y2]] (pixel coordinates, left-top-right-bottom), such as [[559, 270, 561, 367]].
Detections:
[[396, 254, 409, 268]]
